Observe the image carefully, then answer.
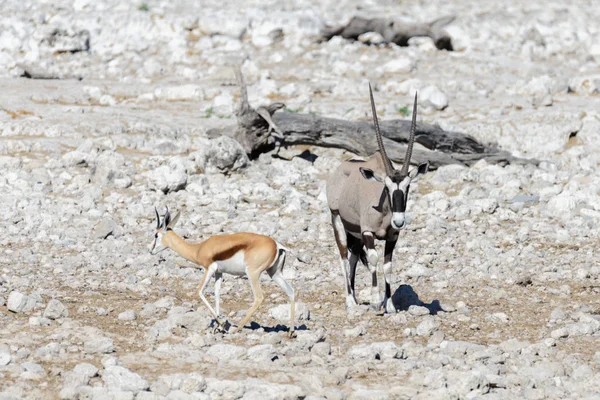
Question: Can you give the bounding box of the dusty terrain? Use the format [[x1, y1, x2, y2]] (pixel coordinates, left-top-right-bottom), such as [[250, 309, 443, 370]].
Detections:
[[2, 0, 600, 399]]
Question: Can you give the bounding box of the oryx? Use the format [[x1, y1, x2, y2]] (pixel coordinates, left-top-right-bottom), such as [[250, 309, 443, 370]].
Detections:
[[326, 85, 428, 312]]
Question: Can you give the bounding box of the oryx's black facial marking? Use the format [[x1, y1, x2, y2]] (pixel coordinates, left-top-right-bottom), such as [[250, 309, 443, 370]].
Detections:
[[392, 188, 406, 213]]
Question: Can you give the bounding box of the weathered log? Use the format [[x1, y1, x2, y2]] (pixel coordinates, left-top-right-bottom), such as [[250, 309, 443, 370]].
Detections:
[[322, 16, 455, 51], [222, 71, 538, 170]]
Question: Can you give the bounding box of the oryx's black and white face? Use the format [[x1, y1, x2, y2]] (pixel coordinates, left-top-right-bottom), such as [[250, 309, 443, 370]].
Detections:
[[149, 207, 180, 255], [360, 162, 428, 230]]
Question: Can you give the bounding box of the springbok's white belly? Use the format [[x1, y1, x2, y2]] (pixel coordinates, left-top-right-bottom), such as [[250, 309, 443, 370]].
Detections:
[[215, 251, 246, 276]]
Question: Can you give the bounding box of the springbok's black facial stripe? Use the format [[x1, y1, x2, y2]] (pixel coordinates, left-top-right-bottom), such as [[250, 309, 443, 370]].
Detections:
[[392, 189, 406, 212]]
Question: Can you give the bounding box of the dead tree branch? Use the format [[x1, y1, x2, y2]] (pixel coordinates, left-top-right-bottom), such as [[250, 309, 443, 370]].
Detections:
[[221, 71, 538, 170], [322, 16, 455, 50]]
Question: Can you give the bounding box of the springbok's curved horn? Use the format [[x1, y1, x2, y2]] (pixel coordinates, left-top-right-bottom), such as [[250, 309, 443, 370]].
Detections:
[[155, 207, 160, 229], [369, 83, 394, 176], [401, 92, 418, 176], [164, 207, 170, 227]]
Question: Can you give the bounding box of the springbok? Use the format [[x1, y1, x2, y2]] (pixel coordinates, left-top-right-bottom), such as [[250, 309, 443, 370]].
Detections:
[[149, 208, 296, 335], [326, 85, 428, 312]]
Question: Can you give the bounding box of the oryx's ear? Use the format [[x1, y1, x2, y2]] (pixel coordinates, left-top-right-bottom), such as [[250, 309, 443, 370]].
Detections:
[[360, 167, 384, 183], [408, 162, 429, 181], [167, 212, 180, 229]]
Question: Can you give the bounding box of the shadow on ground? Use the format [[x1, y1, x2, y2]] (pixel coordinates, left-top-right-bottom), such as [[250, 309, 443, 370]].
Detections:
[[392, 284, 443, 315]]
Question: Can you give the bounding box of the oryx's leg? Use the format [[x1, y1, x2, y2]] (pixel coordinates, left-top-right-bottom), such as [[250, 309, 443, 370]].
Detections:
[[382, 238, 398, 313], [362, 232, 382, 308], [346, 234, 363, 304], [331, 213, 357, 308], [198, 263, 222, 325], [214, 271, 223, 317]]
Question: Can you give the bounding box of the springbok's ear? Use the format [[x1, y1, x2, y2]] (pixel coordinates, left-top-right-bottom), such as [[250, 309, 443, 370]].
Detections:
[[168, 212, 180, 229], [408, 162, 429, 180], [360, 167, 384, 183]]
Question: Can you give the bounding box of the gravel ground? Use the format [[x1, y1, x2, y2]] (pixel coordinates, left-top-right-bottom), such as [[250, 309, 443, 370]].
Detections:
[[2, 0, 600, 399]]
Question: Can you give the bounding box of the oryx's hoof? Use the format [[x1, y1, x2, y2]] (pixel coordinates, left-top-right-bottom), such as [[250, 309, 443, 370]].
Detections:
[[345, 295, 359, 309], [378, 297, 397, 314]]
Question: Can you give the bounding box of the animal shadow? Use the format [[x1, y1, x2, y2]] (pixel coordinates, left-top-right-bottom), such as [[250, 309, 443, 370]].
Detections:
[[391, 284, 443, 315], [248, 322, 309, 333]]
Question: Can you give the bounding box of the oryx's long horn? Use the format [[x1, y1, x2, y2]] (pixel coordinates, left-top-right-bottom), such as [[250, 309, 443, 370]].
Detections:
[[369, 83, 394, 176], [155, 206, 160, 229], [401, 92, 418, 176]]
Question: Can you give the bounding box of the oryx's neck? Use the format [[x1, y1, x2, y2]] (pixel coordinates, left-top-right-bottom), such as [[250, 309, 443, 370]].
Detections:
[[164, 231, 199, 264]]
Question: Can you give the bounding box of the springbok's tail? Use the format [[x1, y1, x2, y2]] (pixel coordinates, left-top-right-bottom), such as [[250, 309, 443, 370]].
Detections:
[[276, 242, 307, 264]]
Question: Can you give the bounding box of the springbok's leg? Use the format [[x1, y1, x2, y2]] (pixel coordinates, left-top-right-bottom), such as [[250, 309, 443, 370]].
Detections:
[[198, 263, 222, 324], [382, 238, 398, 312], [268, 251, 296, 336], [214, 272, 223, 317], [362, 232, 382, 309], [271, 271, 296, 336], [331, 213, 356, 308], [232, 268, 265, 333]]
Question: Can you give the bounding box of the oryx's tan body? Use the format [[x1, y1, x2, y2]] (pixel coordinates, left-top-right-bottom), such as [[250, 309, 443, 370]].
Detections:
[[327, 151, 396, 240]]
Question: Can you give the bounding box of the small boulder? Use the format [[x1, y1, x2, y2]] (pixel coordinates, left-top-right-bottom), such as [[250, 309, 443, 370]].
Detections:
[[43, 299, 68, 320], [269, 302, 310, 322], [7, 291, 37, 313], [190, 136, 249, 174], [102, 366, 149, 394]]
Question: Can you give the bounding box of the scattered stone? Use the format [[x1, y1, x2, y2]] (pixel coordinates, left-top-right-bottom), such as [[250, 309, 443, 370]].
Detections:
[[7, 291, 37, 313], [408, 305, 430, 316], [269, 302, 310, 322], [118, 310, 137, 321], [20, 362, 47, 379], [43, 299, 68, 320], [206, 344, 247, 361], [83, 336, 115, 354], [0, 345, 11, 366], [91, 218, 120, 240], [190, 136, 249, 174], [416, 316, 439, 336], [101, 366, 149, 394], [420, 85, 449, 110]]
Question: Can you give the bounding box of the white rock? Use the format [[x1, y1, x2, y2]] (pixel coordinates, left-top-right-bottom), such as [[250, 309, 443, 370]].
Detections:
[[568, 75, 600, 95], [118, 310, 137, 321], [99, 94, 117, 106], [420, 85, 448, 110], [63, 363, 99, 388], [408, 305, 429, 316], [190, 136, 249, 174], [247, 344, 278, 362], [416, 316, 439, 336], [84, 336, 115, 354], [381, 57, 415, 73], [43, 299, 68, 320], [150, 163, 188, 194], [269, 302, 310, 322], [206, 344, 247, 361], [7, 291, 37, 313], [358, 31, 385, 44], [0, 344, 11, 366], [102, 366, 149, 394], [21, 362, 46, 379], [158, 84, 204, 101], [211, 92, 234, 116]]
